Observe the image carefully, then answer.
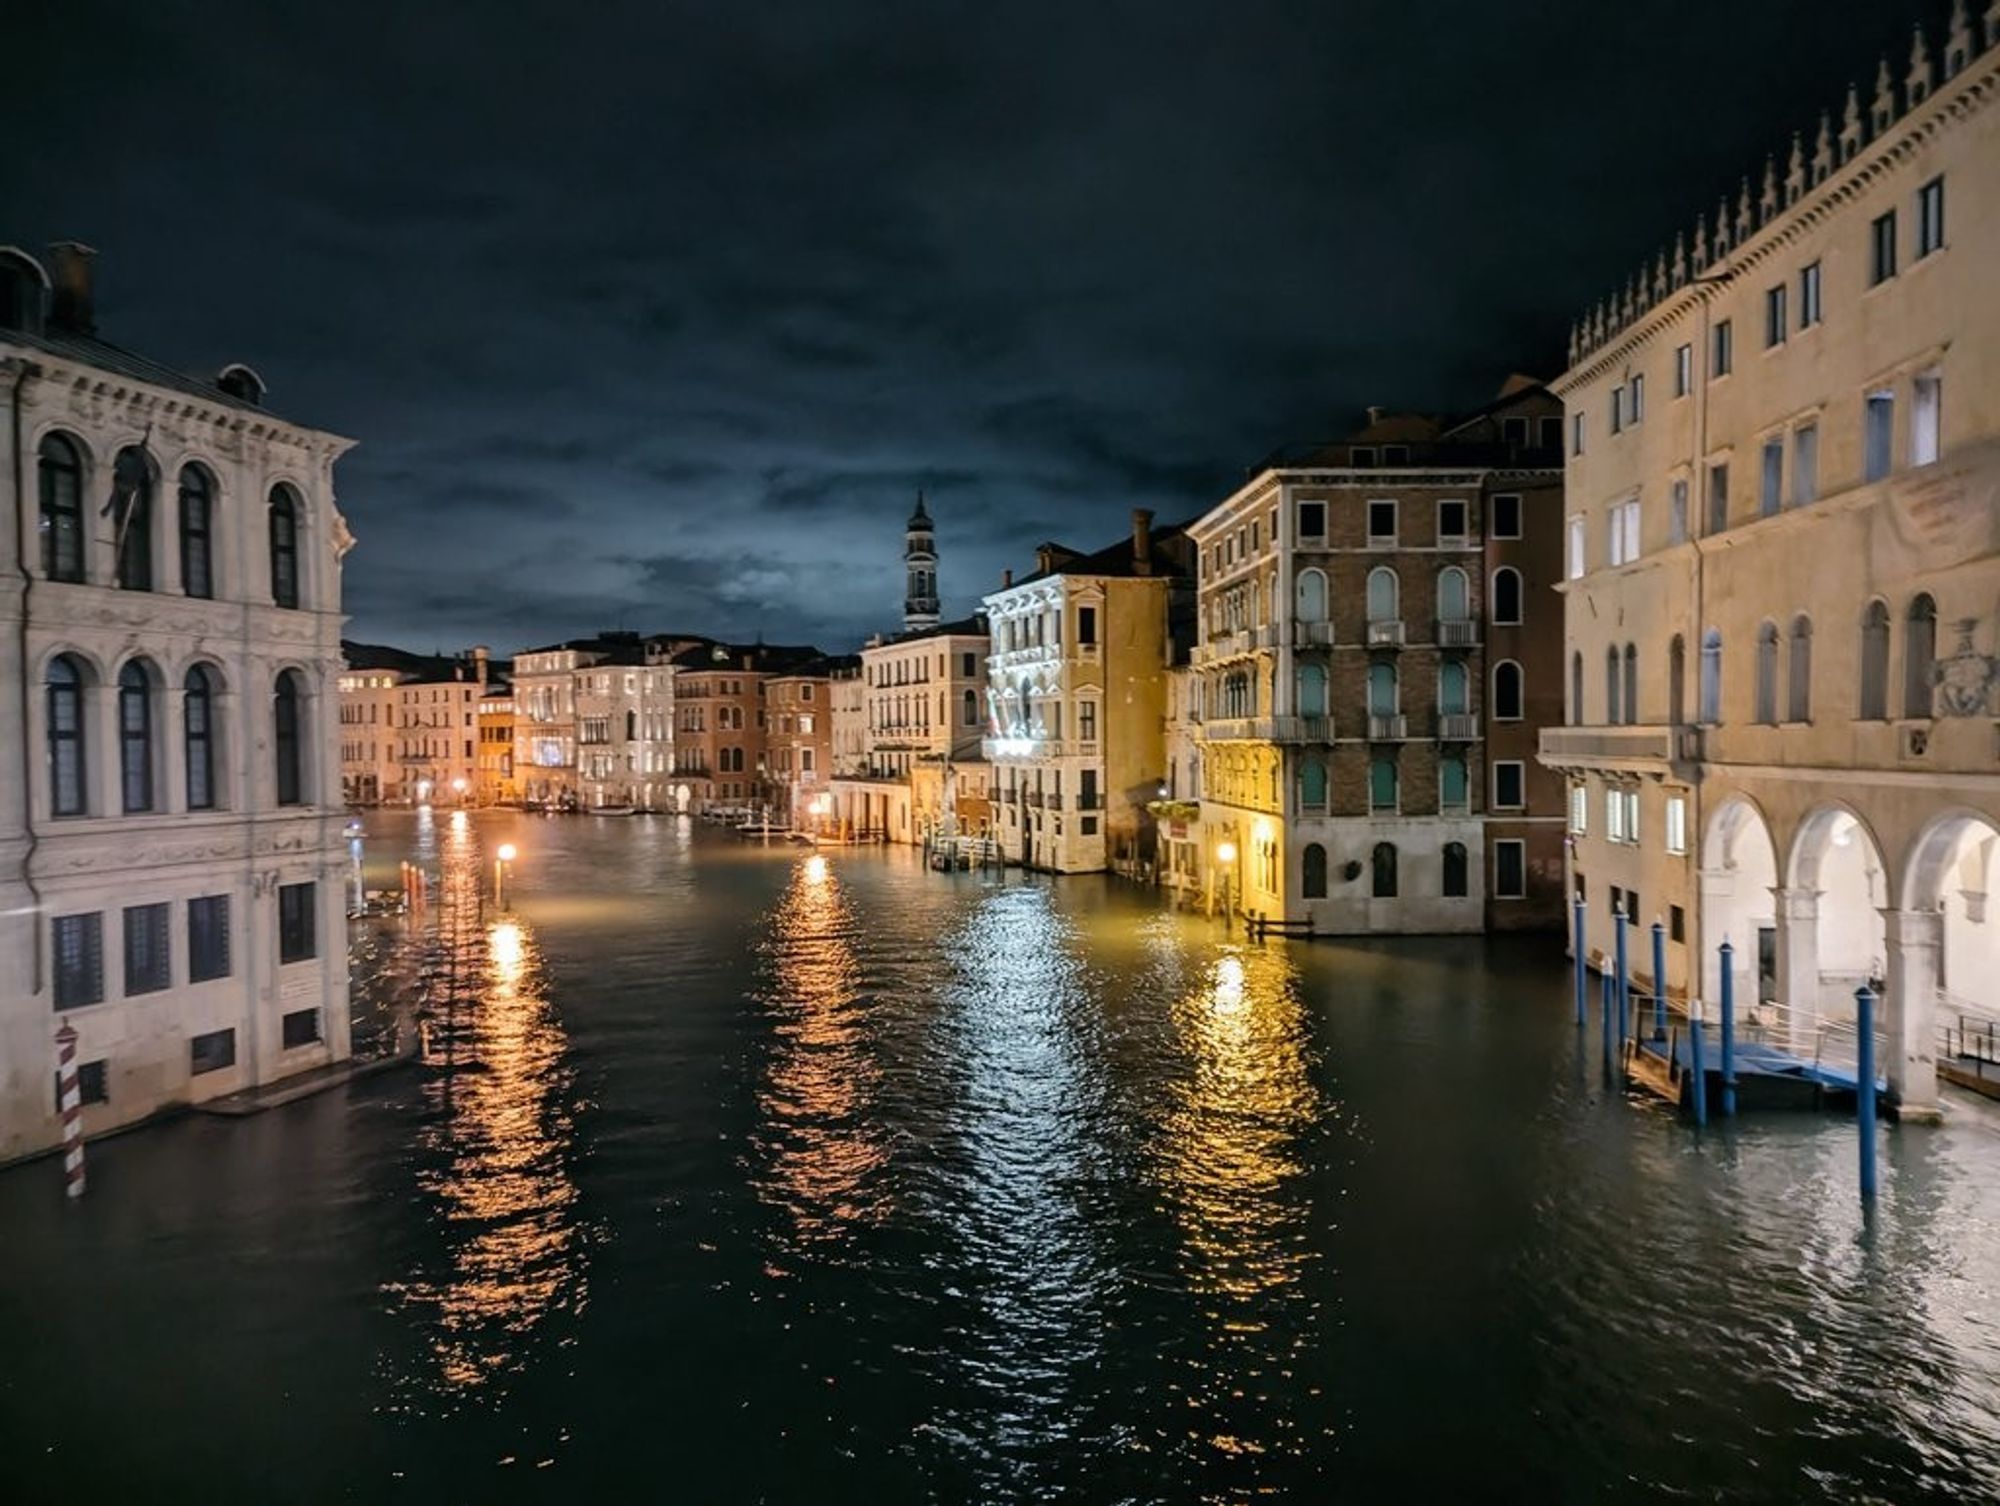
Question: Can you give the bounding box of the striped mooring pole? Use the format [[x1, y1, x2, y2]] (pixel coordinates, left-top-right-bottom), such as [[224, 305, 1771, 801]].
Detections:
[[55, 1021, 85, 1199]]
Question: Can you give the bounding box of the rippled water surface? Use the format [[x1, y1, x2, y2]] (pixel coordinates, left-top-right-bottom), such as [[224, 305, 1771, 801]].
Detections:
[[4, 810, 1999, 1503]]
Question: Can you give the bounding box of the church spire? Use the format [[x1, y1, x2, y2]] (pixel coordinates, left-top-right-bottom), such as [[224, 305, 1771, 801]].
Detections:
[[903, 490, 939, 631]]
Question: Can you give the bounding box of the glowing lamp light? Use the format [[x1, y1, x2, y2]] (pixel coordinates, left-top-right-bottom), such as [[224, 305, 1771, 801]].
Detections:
[[452, 777, 468, 793], [1216, 840, 1237, 865], [1252, 818, 1273, 845], [497, 843, 518, 863]]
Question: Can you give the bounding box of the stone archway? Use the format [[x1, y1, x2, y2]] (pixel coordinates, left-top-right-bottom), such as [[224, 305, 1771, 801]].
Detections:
[[1698, 795, 1778, 1010], [1900, 809, 2000, 1110]]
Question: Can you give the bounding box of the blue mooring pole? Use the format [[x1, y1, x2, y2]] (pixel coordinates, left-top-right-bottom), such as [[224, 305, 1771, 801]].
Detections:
[[1601, 969, 1615, 1076], [1651, 919, 1668, 1041], [1719, 939, 1738, 1118], [1688, 999, 1708, 1126], [1614, 906, 1630, 1053], [1573, 899, 1587, 1028], [1855, 985, 1878, 1205]]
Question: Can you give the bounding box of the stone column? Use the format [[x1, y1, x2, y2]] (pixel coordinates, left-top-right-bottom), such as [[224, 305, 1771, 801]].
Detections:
[[1771, 886, 1820, 1055], [1880, 907, 1944, 1122], [1697, 865, 1735, 1004]]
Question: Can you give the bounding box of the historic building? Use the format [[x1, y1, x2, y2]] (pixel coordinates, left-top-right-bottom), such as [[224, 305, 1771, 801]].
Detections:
[[1, 241, 355, 1160], [982, 510, 1194, 873], [476, 684, 518, 806], [513, 636, 626, 809], [1540, 4, 2000, 1117], [767, 658, 842, 825], [831, 616, 989, 843], [574, 643, 675, 811], [666, 640, 821, 815], [336, 664, 402, 805], [1189, 381, 1567, 932], [903, 492, 939, 631], [338, 642, 491, 806]]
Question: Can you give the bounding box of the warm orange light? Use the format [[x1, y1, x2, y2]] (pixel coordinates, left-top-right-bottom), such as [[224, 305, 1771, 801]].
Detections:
[[497, 843, 518, 862], [1216, 840, 1237, 865]]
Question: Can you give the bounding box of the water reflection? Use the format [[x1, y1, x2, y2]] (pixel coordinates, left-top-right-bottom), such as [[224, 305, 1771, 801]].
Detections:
[[1154, 939, 1325, 1476], [382, 821, 585, 1401], [751, 854, 889, 1255]]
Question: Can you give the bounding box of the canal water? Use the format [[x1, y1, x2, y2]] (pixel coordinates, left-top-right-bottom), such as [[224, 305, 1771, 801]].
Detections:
[[4, 810, 1999, 1504]]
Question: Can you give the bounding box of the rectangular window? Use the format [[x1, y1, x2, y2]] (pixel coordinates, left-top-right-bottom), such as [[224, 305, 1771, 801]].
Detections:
[[1609, 387, 1624, 434], [1674, 343, 1692, 397], [1297, 500, 1325, 539], [1494, 841, 1526, 900], [1800, 261, 1822, 327], [1760, 438, 1783, 517], [1502, 416, 1528, 446], [1670, 904, 1686, 943], [1566, 516, 1586, 580], [1607, 500, 1641, 566], [1569, 784, 1588, 835], [1079, 701, 1097, 743], [1538, 416, 1563, 450], [52, 912, 103, 1009], [281, 1008, 322, 1049], [1571, 412, 1584, 456], [1711, 319, 1733, 378], [1669, 478, 1689, 545], [1350, 446, 1377, 467], [1792, 424, 1819, 506], [1367, 500, 1397, 544], [1912, 371, 1942, 466], [1631, 373, 1645, 422], [190, 1028, 237, 1075], [1871, 210, 1897, 284], [1665, 795, 1688, 855], [1707, 463, 1729, 534], [1917, 177, 1943, 258], [1437, 499, 1468, 542], [1764, 284, 1787, 347], [1382, 444, 1409, 465], [123, 902, 170, 996], [1864, 391, 1895, 482], [1493, 760, 1524, 810], [1077, 606, 1097, 646], [1490, 494, 1521, 539], [278, 881, 316, 964]]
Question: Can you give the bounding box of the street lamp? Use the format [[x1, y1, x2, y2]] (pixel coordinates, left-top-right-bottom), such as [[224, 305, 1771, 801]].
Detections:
[[494, 842, 518, 908], [452, 776, 468, 806], [1214, 838, 1237, 927]]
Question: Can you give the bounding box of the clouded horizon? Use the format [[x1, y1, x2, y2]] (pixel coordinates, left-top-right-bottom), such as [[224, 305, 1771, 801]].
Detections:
[[5, 0, 1922, 656]]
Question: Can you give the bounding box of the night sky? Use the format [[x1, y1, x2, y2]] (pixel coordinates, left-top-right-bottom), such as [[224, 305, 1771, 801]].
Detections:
[[6, 0, 1926, 654]]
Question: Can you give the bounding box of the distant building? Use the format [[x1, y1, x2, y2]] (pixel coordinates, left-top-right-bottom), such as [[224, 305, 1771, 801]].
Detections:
[[1539, 8, 2000, 1117], [1188, 379, 1567, 933], [767, 657, 847, 825], [338, 642, 492, 805], [832, 616, 989, 843], [476, 686, 518, 806], [982, 510, 1194, 873], [1, 240, 355, 1160], [904, 492, 939, 631], [664, 640, 823, 815]]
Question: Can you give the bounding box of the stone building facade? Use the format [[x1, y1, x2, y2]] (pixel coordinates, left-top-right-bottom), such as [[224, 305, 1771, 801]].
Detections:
[[1540, 6, 2000, 1116], [666, 640, 820, 815], [767, 661, 838, 825], [1, 241, 355, 1160], [830, 617, 988, 843], [982, 511, 1193, 873], [1189, 382, 1567, 932]]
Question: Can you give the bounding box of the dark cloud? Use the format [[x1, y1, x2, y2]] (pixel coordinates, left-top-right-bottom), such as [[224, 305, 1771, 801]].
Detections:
[[1, 0, 1930, 652]]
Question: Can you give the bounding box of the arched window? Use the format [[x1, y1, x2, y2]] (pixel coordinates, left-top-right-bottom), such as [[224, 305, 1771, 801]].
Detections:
[[1622, 644, 1637, 725], [1303, 842, 1329, 898], [1299, 757, 1328, 808], [1858, 601, 1890, 719], [1296, 567, 1328, 623], [179, 464, 214, 598], [625, 709, 637, 740], [119, 660, 156, 812], [1570, 651, 1584, 724], [1436, 566, 1469, 623], [38, 433, 85, 583], [274, 670, 305, 806], [1905, 594, 1937, 718], [1605, 646, 1622, 725], [47, 655, 87, 816], [1491, 567, 1522, 625], [1668, 634, 1686, 725], [1368, 757, 1398, 812], [112, 445, 156, 591], [1298, 662, 1328, 717], [1371, 841, 1399, 898], [1439, 753, 1469, 811], [1787, 616, 1812, 722], [1753, 621, 1779, 723], [1700, 629, 1723, 724], [185, 665, 217, 810], [1492, 660, 1523, 720], [1438, 659, 1468, 715], [1442, 841, 1469, 897], [269, 485, 301, 609], [1366, 566, 1398, 622], [1367, 661, 1398, 716]]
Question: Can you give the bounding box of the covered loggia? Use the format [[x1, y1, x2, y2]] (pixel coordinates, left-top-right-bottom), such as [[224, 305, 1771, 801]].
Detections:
[[1784, 807, 1890, 1027], [1905, 809, 2000, 1101], [1697, 796, 1778, 1013]]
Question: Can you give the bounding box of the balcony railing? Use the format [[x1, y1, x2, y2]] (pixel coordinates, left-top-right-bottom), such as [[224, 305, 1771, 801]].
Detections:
[[1366, 620, 1404, 647], [1367, 713, 1408, 740], [1437, 620, 1478, 648], [1295, 621, 1335, 647], [1203, 715, 1336, 744], [1537, 724, 1685, 766], [1438, 712, 1479, 740]]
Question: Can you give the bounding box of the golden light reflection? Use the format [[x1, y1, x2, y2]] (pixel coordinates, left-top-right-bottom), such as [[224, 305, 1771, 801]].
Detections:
[[382, 828, 584, 1401], [750, 855, 889, 1256]]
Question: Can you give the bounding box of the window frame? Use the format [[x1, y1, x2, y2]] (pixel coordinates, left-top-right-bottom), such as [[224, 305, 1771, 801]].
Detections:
[[1493, 839, 1526, 900], [278, 880, 317, 964], [1492, 759, 1525, 811]]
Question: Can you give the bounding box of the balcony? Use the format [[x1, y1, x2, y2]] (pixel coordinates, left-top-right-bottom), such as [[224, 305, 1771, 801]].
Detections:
[[1437, 620, 1478, 648], [1437, 713, 1479, 741], [1202, 715, 1336, 744], [1366, 620, 1404, 648], [982, 736, 1070, 760], [1193, 629, 1258, 665], [1537, 723, 1688, 771], [1367, 713, 1408, 740], [1295, 621, 1335, 647]]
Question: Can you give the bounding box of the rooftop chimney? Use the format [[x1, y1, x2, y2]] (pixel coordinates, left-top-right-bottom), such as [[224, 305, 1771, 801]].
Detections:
[[473, 645, 490, 686], [1035, 544, 1055, 575], [1001, 567, 1013, 588], [1131, 508, 1154, 575], [45, 241, 96, 335], [1365, 404, 1385, 426]]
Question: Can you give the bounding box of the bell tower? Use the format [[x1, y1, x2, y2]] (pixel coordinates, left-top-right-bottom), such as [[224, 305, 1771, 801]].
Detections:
[[903, 491, 939, 630]]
